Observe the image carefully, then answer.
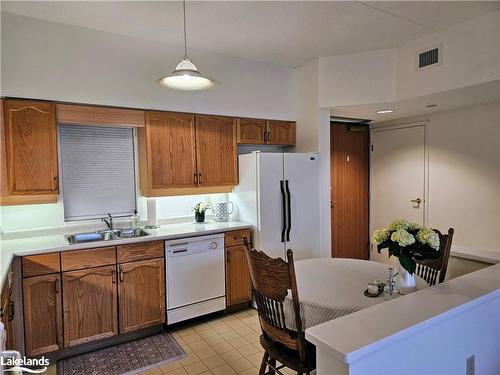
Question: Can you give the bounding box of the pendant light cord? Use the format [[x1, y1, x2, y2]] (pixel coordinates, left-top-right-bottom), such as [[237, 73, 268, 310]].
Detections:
[[183, 0, 188, 58]]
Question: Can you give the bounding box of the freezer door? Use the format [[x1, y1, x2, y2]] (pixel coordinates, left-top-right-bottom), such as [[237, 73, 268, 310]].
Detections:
[[283, 153, 320, 260], [257, 153, 286, 259]]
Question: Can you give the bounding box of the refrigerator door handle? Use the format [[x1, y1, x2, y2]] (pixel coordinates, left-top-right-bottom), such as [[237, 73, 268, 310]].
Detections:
[[280, 180, 286, 242], [285, 180, 291, 241]]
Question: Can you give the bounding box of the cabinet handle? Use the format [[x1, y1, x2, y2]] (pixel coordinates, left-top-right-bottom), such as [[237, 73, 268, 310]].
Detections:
[[263, 131, 267, 142], [52, 176, 59, 191], [7, 300, 14, 321], [119, 267, 124, 282], [193, 173, 198, 184], [267, 132, 271, 142], [198, 173, 202, 184], [54, 278, 60, 293], [112, 270, 116, 284]]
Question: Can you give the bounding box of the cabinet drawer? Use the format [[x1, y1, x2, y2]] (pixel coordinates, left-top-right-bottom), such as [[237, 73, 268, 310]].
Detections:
[[225, 229, 252, 248], [117, 241, 164, 263], [22, 253, 61, 278], [61, 246, 116, 272]]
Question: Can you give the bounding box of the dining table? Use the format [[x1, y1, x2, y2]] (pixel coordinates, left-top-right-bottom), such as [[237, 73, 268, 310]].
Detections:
[[284, 258, 428, 329]]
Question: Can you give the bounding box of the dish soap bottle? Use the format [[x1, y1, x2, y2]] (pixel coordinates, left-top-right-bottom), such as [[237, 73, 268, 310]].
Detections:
[[131, 210, 140, 229]]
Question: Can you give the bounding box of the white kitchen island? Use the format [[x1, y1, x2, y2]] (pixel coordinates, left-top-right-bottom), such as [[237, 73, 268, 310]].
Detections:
[[305, 263, 500, 375]]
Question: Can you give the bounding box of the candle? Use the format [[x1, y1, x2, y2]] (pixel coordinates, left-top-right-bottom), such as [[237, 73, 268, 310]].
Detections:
[[368, 284, 379, 295]]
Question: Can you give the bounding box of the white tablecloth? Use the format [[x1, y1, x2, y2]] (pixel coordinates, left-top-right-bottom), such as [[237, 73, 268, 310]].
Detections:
[[284, 258, 428, 329]]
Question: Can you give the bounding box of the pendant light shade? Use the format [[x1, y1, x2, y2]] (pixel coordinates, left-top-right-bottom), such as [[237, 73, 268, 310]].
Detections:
[[158, 57, 215, 90], [157, 0, 216, 90]]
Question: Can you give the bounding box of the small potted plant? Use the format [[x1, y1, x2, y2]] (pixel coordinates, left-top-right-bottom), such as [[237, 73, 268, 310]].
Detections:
[[193, 202, 209, 223], [371, 218, 441, 293]]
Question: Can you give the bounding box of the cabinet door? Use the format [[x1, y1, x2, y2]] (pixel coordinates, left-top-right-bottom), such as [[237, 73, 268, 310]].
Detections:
[[145, 111, 197, 189], [23, 274, 63, 356], [195, 115, 237, 186], [3, 100, 58, 195], [267, 120, 295, 146], [237, 118, 267, 144], [62, 265, 118, 347], [225, 245, 252, 306], [118, 258, 165, 333]]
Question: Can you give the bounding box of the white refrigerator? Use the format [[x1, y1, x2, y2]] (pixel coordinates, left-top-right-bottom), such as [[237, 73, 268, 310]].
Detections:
[[231, 152, 320, 260]]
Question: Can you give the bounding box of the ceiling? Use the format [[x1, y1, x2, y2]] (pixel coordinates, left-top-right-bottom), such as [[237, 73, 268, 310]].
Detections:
[[331, 79, 500, 122], [2, 1, 500, 67]]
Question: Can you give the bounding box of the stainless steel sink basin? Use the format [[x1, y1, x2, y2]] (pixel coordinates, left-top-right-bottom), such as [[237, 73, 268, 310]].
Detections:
[[117, 228, 150, 239], [65, 228, 149, 244]]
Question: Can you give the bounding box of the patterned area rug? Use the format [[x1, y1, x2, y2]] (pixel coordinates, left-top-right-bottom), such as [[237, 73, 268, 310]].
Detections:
[[60, 332, 186, 375]]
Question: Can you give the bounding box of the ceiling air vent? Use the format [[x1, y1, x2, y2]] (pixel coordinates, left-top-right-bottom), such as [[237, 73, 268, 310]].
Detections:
[[416, 44, 442, 70]]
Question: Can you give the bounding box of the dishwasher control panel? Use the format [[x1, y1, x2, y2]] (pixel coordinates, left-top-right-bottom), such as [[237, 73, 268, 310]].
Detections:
[[165, 233, 224, 258]]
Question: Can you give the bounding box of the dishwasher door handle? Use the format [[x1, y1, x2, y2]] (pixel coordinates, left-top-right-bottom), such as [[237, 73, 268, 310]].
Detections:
[[172, 249, 188, 254]]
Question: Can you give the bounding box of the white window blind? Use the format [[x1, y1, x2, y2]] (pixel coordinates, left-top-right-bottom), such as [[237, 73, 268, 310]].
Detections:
[[59, 125, 136, 221]]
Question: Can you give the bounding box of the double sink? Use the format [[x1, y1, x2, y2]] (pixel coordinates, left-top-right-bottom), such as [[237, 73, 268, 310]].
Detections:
[[66, 228, 150, 245]]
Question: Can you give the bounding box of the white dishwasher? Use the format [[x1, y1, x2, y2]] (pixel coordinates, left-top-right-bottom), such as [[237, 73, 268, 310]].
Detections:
[[165, 234, 226, 325]]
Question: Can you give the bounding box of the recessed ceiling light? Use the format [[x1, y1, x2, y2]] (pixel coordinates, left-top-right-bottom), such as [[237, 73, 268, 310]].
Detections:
[[376, 109, 394, 114], [426, 104, 437, 108]]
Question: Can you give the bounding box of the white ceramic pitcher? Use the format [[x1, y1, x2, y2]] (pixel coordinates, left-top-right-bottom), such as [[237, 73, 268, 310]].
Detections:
[[212, 201, 234, 222]]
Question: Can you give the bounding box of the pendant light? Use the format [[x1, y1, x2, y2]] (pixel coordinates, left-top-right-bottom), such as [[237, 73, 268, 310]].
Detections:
[[157, 0, 216, 90]]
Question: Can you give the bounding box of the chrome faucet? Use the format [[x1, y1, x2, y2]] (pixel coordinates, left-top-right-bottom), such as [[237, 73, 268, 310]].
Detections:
[[101, 213, 114, 231]]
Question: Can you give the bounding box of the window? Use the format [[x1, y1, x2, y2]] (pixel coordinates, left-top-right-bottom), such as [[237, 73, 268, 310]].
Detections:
[[59, 125, 136, 221]]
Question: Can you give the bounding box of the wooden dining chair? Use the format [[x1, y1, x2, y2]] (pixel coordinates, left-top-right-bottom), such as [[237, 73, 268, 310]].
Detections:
[[415, 228, 454, 286], [244, 246, 315, 375]]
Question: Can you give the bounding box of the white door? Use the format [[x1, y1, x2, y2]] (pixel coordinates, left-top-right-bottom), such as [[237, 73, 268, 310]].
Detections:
[[370, 125, 427, 264], [284, 153, 320, 261], [257, 153, 286, 259]]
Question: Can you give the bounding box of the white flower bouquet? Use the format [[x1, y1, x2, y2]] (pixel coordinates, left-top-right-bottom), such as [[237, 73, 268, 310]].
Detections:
[[371, 218, 441, 275]]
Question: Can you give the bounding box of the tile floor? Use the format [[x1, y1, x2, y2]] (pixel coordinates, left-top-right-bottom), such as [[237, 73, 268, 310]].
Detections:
[[139, 308, 275, 375], [48, 308, 300, 375]]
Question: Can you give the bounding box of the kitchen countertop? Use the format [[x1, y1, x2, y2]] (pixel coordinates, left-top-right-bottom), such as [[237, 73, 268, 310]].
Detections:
[[0, 221, 252, 288], [305, 262, 500, 365]]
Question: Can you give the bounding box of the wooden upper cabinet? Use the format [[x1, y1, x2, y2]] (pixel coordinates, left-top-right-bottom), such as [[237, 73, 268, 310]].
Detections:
[[118, 258, 165, 333], [237, 118, 267, 144], [139, 111, 197, 195], [62, 265, 118, 347], [23, 274, 63, 356], [195, 115, 237, 187], [267, 120, 295, 146], [3, 100, 59, 196]]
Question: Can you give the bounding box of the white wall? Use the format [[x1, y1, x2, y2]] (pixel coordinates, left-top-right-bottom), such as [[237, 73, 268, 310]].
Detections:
[[294, 61, 331, 258], [317, 11, 500, 109], [319, 49, 398, 108], [1, 13, 296, 120], [372, 101, 500, 260], [345, 294, 500, 375], [0, 193, 228, 232], [397, 11, 500, 100]]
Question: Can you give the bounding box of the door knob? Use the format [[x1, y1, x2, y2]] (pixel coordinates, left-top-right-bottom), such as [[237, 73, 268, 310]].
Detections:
[[411, 198, 422, 208]]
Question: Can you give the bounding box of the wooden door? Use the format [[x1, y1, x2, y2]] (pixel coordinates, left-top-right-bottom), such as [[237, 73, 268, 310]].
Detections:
[[237, 118, 267, 144], [144, 111, 197, 189], [331, 124, 369, 259], [195, 115, 237, 186], [118, 258, 165, 333], [3, 100, 58, 195], [62, 265, 118, 347], [225, 245, 252, 306], [23, 274, 63, 356], [267, 120, 295, 145]]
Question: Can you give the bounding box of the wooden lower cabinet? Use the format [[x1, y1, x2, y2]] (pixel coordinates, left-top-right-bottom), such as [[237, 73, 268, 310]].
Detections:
[[23, 274, 63, 356], [225, 244, 252, 306], [118, 258, 165, 333], [62, 265, 118, 347]]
